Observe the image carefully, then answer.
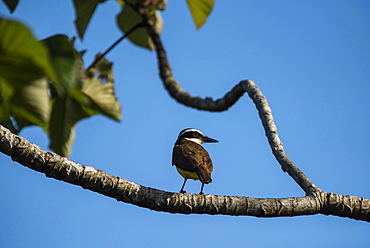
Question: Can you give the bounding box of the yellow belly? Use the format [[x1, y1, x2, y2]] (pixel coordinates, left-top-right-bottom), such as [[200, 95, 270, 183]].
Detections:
[[176, 167, 199, 180]]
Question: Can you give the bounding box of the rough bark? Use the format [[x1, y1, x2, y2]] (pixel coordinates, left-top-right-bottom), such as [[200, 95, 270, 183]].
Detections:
[[1, 1, 368, 224], [1, 125, 369, 221]]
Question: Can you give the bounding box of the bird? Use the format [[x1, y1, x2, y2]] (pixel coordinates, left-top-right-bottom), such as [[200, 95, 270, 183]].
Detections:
[[172, 128, 218, 194]]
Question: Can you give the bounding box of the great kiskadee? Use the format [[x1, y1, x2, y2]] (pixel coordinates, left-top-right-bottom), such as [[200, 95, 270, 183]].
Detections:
[[172, 128, 218, 194]]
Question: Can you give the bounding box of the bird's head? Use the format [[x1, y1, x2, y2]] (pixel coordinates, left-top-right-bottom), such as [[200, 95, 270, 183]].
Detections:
[[178, 128, 218, 144]]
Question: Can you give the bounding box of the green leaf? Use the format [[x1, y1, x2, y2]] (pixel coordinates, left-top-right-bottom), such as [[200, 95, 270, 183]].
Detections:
[[42, 35, 86, 157], [2, 0, 19, 13], [43, 39, 120, 156], [73, 56, 121, 121], [0, 19, 54, 131], [43, 35, 81, 93], [0, 77, 13, 120], [72, 0, 107, 39], [116, 4, 163, 50], [81, 79, 121, 121], [0, 54, 45, 85], [10, 78, 50, 126], [0, 78, 49, 130], [47, 95, 89, 157], [42, 35, 120, 156], [0, 18, 57, 81], [186, 0, 214, 29]]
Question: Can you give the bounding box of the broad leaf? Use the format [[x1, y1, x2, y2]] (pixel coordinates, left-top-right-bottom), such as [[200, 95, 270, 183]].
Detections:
[[88, 56, 120, 120], [2, 0, 19, 13], [42, 35, 86, 157], [186, 0, 214, 29], [43, 38, 120, 156], [72, 56, 120, 121], [0, 19, 54, 131], [10, 78, 50, 126], [116, 4, 163, 50], [81, 74, 120, 122], [0, 19, 57, 80], [48, 95, 88, 157], [72, 0, 107, 39], [0, 78, 13, 120], [0, 77, 49, 130], [43, 35, 81, 94], [0, 54, 45, 85], [0, 79, 16, 132]]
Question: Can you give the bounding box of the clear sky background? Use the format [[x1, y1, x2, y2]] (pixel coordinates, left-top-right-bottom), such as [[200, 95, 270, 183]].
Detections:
[[1, 1, 369, 247]]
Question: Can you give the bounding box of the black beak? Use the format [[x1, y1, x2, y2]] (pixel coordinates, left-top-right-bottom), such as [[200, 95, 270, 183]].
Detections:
[[202, 136, 218, 143]]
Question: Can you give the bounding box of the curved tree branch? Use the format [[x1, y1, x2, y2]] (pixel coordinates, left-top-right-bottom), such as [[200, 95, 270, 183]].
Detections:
[[2, 1, 366, 224], [119, 6, 320, 195], [0, 124, 369, 221]]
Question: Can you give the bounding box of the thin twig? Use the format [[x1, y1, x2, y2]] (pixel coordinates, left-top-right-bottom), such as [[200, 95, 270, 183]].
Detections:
[[86, 22, 146, 71]]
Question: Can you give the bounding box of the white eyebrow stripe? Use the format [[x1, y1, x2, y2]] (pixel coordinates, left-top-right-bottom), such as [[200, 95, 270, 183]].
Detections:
[[179, 129, 203, 137], [184, 137, 203, 144]]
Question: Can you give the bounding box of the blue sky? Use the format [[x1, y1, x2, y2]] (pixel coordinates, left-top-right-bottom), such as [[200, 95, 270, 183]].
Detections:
[[1, 0, 369, 247]]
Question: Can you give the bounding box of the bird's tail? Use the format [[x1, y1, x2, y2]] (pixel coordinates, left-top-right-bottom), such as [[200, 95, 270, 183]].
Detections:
[[195, 167, 212, 184]]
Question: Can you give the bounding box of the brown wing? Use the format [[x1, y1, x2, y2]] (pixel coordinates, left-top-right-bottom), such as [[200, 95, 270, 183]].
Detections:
[[172, 140, 213, 184]]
